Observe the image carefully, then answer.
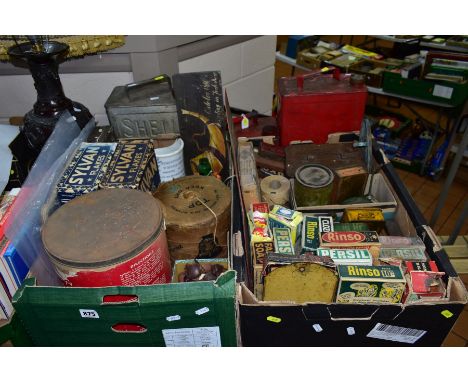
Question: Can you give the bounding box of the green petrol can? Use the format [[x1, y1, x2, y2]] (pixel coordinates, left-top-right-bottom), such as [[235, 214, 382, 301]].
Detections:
[[294, 164, 334, 207]]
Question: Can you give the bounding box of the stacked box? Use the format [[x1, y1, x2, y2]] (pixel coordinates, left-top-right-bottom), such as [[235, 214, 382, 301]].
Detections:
[[56, 143, 116, 204], [101, 139, 158, 192], [317, 248, 373, 266], [379, 236, 425, 250], [342, 208, 385, 233], [268, 205, 303, 245], [336, 265, 406, 304], [301, 215, 319, 254], [379, 247, 427, 262], [273, 228, 295, 255], [320, 231, 381, 260]]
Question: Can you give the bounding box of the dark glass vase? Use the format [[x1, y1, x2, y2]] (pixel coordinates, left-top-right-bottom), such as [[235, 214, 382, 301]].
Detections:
[[8, 41, 92, 156]]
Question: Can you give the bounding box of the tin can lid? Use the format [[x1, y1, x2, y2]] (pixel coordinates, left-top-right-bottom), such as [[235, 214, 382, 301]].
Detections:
[[42, 188, 164, 267], [154, 175, 231, 227], [295, 164, 334, 188]]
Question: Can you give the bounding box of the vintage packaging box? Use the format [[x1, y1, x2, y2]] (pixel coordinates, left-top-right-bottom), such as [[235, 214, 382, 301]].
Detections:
[[317, 248, 373, 266], [301, 215, 319, 253], [379, 236, 425, 250], [253, 265, 264, 301], [56, 143, 116, 204], [379, 247, 428, 262], [342, 208, 385, 233], [336, 265, 406, 304], [403, 261, 446, 303], [273, 227, 295, 255], [101, 139, 159, 192], [320, 231, 381, 259], [251, 241, 275, 266], [318, 216, 334, 233], [268, 205, 303, 245], [334, 222, 369, 232]]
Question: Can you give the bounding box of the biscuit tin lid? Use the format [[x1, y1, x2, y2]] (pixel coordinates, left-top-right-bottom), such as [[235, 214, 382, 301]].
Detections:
[[153, 175, 231, 227], [42, 188, 164, 267], [295, 164, 334, 188]]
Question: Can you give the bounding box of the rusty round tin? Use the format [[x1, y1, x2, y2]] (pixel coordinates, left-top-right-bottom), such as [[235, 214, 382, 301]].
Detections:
[[42, 188, 171, 287], [294, 164, 334, 207]]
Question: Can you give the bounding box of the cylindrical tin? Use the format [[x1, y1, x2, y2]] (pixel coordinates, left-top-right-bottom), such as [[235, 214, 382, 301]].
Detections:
[[154, 175, 231, 261], [42, 188, 171, 287], [294, 164, 334, 207]]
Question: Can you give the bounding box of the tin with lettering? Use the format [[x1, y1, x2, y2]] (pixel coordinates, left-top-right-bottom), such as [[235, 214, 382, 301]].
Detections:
[[42, 188, 171, 287], [105, 75, 179, 139], [294, 164, 334, 207]]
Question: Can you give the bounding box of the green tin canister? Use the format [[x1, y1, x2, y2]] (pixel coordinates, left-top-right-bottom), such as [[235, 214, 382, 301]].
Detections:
[[294, 164, 334, 207]]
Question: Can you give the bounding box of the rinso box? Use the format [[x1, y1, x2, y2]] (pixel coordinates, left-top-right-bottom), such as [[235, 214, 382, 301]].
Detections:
[[277, 72, 367, 145], [336, 265, 406, 304]]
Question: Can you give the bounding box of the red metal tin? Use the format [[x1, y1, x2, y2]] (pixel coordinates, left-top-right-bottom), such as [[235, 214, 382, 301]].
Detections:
[[277, 73, 368, 146], [42, 188, 171, 287]]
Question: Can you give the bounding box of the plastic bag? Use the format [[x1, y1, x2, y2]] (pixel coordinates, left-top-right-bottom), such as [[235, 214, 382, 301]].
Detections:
[[4, 112, 95, 286]]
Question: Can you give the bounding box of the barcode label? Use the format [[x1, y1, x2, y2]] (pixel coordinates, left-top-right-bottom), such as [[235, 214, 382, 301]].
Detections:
[[433, 84, 453, 99], [367, 323, 426, 344]]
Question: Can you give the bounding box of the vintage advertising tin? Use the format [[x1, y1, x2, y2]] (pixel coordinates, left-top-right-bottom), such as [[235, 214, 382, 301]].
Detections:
[[342, 208, 385, 233], [317, 248, 373, 266], [294, 164, 334, 207], [153, 175, 231, 261], [336, 265, 406, 304], [301, 215, 319, 254], [105, 75, 179, 139], [268, 205, 303, 245], [100, 139, 159, 191], [42, 188, 171, 287], [273, 227, 295, 255], [56, 143, 116, 204]]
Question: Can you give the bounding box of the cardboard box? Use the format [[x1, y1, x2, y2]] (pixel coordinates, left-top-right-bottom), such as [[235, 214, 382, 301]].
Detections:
[[268, 206, 303, 245], [251, 241, 274, 266], [336, 265, 406, 304], [100, 139, 158, 192], [291, 172, 398, 218], [13, 272, 237, 346], [56, 143, 116, 204], [236, 147, 468, 346]]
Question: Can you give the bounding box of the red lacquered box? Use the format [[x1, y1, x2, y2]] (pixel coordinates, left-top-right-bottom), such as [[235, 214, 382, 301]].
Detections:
[[277, 71, 368, 146]]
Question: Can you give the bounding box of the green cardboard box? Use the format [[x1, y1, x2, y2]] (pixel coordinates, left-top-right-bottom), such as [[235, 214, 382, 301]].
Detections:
[[12, 271, 237, 346]]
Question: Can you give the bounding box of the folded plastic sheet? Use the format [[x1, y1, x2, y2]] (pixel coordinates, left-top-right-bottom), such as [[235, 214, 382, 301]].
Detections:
[[4, 112, 94, 286]]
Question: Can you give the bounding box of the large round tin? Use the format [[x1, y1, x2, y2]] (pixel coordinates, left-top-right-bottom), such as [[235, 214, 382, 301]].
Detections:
[[294, 164, 334, 207], [154, 175, 231, 261], [42, 188, 171, 287]]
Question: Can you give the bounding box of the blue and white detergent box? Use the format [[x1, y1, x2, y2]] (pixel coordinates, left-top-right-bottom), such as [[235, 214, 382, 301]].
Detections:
[[56, 142, 117, 204]]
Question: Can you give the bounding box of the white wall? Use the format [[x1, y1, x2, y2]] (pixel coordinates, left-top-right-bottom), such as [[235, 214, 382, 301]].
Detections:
[[0, 72, 134, 125], [0, 35, 277, 125], [178, 35, 276, 115]]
